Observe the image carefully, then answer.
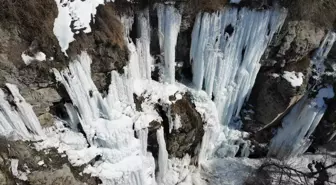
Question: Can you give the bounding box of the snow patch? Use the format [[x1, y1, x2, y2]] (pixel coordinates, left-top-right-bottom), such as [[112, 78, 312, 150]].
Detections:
[[21, 51, 46, 65], [282, 71, 304, 87]]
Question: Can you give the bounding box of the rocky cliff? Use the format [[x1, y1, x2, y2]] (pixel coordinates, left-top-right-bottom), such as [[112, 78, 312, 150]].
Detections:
[[0, 0, 336, 184]]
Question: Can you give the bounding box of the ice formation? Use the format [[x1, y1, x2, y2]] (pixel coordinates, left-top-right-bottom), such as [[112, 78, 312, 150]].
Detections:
[[190, 7, 287, 125], [157, 4, 182, 84], [0, 84, 44, 139], [0, 2, 324, 184], [134, 9, 153, 80], [268, 32, 336, 159]]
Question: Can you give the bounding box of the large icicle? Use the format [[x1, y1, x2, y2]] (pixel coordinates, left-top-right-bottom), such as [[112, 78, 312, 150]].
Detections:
[[268, 32, 336, 159], [136, 9, 153, 80], [157, 127, 168, 184], [190, 7, 286, 125], [0, 85, 44, 139], [157, 4, 182, 84]]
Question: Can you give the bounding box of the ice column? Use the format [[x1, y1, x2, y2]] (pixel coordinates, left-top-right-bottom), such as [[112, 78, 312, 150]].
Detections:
[[268, 32, 336, 159], [157, 127, 168, 184], [136, 9, 153, 80], [190, 7, 286, 125], [157, 4, 182, 84], [0, 84, 44, 139], [268, 89, 334, 159]]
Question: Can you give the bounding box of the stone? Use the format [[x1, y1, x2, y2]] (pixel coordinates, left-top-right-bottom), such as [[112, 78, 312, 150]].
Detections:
[[38, 113, 55, 128]]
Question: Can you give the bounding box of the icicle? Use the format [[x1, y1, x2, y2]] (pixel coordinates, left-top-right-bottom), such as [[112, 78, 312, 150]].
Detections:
[[157, 126, 168, 184], [136, 9, 153, 80], [190, 7, 287, 125], [137, 128, 149, 155], [0, 84, 45, 139], [0, 89, 31, 139], [157, 4, 182, 84], [312, 32, 336, 80]]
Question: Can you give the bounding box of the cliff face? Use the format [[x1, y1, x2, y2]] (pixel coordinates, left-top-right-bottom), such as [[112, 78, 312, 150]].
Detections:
[[0, 0, 336, 184]]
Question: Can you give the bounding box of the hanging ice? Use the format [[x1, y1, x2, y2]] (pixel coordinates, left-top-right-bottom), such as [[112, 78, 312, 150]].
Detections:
[[51, 51, 157, 185], [190, 7, 286, 125], [268, 88, 334, 159], [0, 84, 44, 139], [134, 9, 154, 80], [268, 32, 336, 159], [157, 5, 182, 84], [157, 127, 168, 184]]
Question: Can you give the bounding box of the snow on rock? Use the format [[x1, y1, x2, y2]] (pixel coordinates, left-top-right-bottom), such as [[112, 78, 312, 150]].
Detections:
[[282, 71, 304, 87], [53, 0, 105, 53], [157, 4, 182, 84], [11, 159, 28, 181], [190, 7, 287, 125], [21, 51, 46, 65]]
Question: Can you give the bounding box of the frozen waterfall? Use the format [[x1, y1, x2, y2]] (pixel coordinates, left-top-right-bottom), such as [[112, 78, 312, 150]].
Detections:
[[190, 7, 286, 125], [157, 4, 182, 84], [268, 32, 336, 159], [52, 51, 156, 185]]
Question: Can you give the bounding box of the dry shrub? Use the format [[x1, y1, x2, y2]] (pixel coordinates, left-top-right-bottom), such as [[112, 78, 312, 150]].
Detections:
[[95, 4, 125, 48], [280, 0, 336, 29]]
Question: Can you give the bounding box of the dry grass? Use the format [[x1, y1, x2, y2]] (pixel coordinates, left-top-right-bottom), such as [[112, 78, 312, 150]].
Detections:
[[0, 0, 57, 48], [95, 4, 125, 48]]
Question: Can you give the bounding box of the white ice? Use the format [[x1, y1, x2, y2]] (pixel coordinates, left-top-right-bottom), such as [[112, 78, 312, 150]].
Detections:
[[157, 4, 182, 84], [190, 7, 287, 125]]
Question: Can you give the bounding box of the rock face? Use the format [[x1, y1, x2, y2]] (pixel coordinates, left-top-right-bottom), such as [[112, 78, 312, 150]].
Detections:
[[166, 93, 204, 158], [68, 4, 129, 93], [251, 57, 310, 126], [246, 19, 325, 127], [262, 21, 325, 66], [0, 138, 99, 185], [0, 0, 129, 121], [145, 93, 204, 159]]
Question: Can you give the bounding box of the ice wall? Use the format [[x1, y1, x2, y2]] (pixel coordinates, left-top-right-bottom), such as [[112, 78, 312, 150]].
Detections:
[[157, 5, 182, 84], [190, 7, 286, 125], [157, 127, 168, 184], [268, 32, 336, 159]]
